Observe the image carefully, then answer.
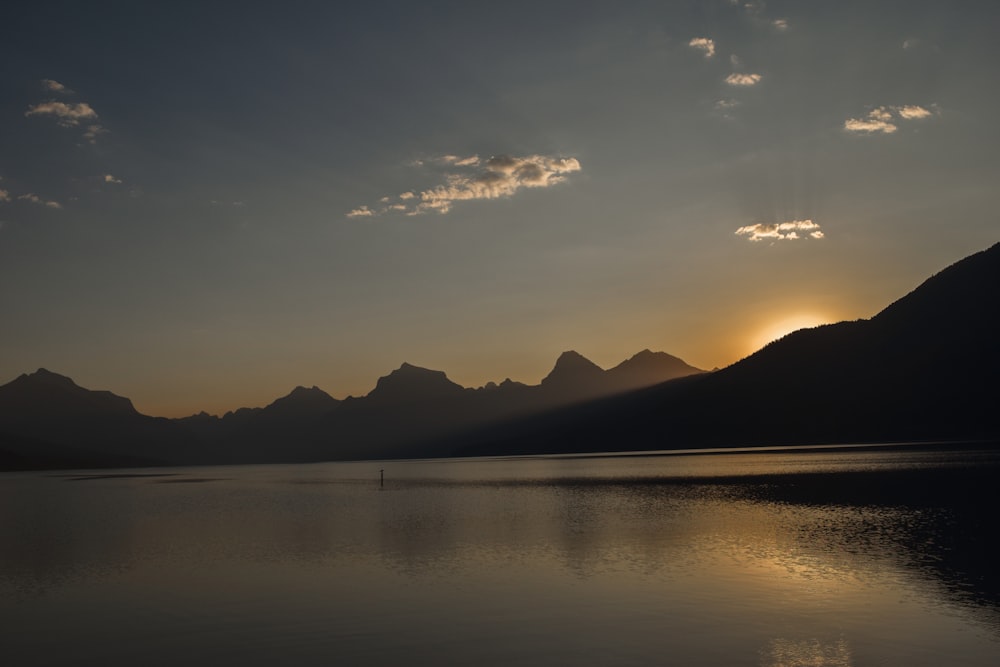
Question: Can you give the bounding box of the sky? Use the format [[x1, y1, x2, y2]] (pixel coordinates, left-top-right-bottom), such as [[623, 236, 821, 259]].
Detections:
[[1, 0, 998, 417]]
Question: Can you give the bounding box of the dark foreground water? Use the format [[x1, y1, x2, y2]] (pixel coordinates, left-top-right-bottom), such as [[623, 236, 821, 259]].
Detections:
[[2, 443, 999, 666]]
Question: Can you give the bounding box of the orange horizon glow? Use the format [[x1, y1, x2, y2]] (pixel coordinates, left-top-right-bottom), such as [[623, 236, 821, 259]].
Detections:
[[748, 313, 833, 355]]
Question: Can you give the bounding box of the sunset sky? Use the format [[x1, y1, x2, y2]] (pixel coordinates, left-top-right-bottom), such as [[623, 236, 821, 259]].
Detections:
[[1, 1, 998, 417]]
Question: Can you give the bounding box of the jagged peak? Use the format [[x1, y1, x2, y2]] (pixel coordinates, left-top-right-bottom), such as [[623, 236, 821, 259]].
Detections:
[[21, 368, 79, 387], [368, 361, 465, 401], [264, 385, 338, 413], [542, 350, 604, 385]]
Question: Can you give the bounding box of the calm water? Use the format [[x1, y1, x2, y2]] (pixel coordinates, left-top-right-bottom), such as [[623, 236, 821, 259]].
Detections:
[[2, 444, 999, 666]]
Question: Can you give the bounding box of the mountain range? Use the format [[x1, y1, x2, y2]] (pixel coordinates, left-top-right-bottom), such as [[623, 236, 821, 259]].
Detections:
[[0, 348, 704, 469], [2, 242, 998, 470]]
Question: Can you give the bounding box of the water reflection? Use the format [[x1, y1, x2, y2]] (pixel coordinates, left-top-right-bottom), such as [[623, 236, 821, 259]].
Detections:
[[761, 637, 852, 667], [1, 445, 998, 665]]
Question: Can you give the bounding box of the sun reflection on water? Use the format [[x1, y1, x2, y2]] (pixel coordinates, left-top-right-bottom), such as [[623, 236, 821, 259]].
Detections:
[[761, 637, 853, 667]]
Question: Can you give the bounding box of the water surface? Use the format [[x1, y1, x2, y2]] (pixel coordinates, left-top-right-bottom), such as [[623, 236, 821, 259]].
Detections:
[[2, 443, 999, 665]]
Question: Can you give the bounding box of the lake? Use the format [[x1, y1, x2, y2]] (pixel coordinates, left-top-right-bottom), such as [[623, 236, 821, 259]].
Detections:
[[2, 443, 999, 666]]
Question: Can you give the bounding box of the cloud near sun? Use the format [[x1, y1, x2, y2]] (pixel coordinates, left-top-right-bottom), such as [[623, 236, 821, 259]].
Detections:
[[735, 220, 824, 242], [347, 154, 582, 217]]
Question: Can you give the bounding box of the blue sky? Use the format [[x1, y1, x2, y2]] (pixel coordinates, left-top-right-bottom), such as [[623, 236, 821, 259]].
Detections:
[[2, 1, 998, 416]]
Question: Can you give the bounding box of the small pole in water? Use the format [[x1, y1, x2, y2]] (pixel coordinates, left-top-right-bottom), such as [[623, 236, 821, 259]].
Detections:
[[380, 468, 384, 488]]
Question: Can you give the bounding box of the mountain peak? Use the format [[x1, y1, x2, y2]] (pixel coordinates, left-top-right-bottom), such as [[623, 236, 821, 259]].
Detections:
[[367, 363, 466, 403], [606, 349, 705, 389], [21, 368, 79, 388], [0, 369, 137, 418], [261, 385, 338, 417], [541, 351, 604, 386]]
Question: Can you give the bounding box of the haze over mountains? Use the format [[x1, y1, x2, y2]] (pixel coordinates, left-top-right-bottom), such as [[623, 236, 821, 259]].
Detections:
[[2, 242, 998, 470]]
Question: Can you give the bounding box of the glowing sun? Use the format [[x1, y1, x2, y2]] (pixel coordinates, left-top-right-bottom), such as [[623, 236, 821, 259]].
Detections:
[[751, 313, 830, 352]]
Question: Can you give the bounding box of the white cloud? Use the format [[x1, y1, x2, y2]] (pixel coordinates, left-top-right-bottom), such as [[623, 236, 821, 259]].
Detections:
[[844, 105, 935, 134], [773, 19, 789, 30], [349, 154, 582, 217], [736, 219, 824, 242], [41, 79, 71, 94], [25, 101, 98, 127], [104, 174, 122, 184], [346, 205, 375, 218], [18, 193, 62, 209], [0, 189, 9, 203], [895, 104, 932, 119], [689, 37, 715, 58], [725, 73, 762, 86], [844, 118, 897, 134]]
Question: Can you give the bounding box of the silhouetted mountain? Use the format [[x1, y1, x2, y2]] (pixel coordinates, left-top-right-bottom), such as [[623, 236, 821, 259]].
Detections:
[[366, 363, 467, 405], [542, 351, 604, 386], [16, 239, 996, 469], [605, 349, 705, 392], [0, 369, 201, 470], [450, 242, 1000, 456], [0, 368, 136, 418]]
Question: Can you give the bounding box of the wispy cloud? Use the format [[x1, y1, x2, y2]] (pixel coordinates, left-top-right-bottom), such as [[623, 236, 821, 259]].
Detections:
[[25, 82, 107, 144], [736, 219, 824, 242], [0, 188, 10, 203], [82, 124, 106, 144], [346, 206, 375, 218], [348, 154, 582, 218], [772, 18, 789, 31], [688, 37, 715, 58], [713, 98, 741, 120], [895, 105, 932, 120], [844, 105, 935, 134], [725, 73, 762, 86], [104, 174, 122, 184], [25, 101, 98, 127], [18, 193, 62, 209], [41, 79, 71, 94]]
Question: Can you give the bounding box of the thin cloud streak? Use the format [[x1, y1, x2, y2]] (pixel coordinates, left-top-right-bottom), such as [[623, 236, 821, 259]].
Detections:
[[736, 219, 824, 242], [25, 101, 98, 127], [349, 154, 582, 217], [18, 193, 62, 209]]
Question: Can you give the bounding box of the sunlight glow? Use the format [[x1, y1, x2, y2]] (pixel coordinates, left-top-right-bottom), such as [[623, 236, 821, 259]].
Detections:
[[751, 313, 830, 352]]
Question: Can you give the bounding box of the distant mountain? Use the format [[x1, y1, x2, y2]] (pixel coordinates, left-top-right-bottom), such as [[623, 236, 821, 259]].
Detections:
[[0, 369, 200, 469], [541, 351, 605, 387], [18, 238, 1000, 472], [0, 368, 136, 418], [451, 242, 1000, 456], [605, 349, 705, 393], [365, 363, 467, 405], [0, 345, 704, 468], [264, 386, 340, 416]]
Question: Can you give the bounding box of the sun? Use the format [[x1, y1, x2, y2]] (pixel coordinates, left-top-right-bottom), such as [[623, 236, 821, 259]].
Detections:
[[750, 313, 831, 353]]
